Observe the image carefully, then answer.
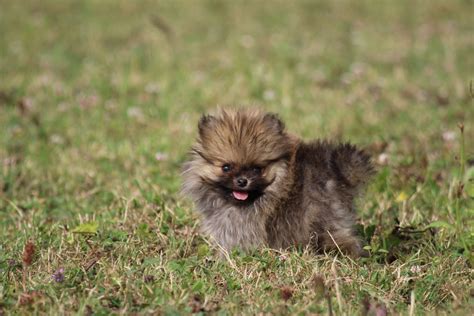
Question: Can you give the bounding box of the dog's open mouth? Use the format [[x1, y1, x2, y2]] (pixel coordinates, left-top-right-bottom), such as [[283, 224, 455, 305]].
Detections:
[[230, 190, 264, 203], [217, 185, 265, 204], [232, 191, 249, 201]]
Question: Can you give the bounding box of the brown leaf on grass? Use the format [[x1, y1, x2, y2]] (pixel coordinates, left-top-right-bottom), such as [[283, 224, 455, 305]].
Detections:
[[362, 297, 388, 316], [16, 98, 34, 116], [434, 90, 450, 107], [143, 275, 155, 283], [84, 251, 103, 272], [367, 141, 389, 155], [0, 90, 14, 106], [150, 14, 174, 41], [312, 274, 326, 300], [18, 291, 44, 306], [366, 141, 390, 166], [188, 294, 204, 313], [22, 241, 35, 266], [84, 305, 93, 316], [16, 97, 43, 136], [279, 286, 294, 301], [393, 163, 426, 185], [455, 182, 464, 199]]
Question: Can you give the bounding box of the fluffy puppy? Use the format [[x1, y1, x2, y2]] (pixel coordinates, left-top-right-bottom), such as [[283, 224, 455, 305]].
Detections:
[[182, 108, 374, 257]]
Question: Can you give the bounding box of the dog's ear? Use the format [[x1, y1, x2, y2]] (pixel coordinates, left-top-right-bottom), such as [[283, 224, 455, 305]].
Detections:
[[198, 114, 216, 136], [263, 112, 285, 134]]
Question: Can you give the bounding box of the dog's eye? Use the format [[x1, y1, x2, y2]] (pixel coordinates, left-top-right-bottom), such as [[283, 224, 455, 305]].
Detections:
[[222, 164, 232, 173], [252, 166, 262, 174]]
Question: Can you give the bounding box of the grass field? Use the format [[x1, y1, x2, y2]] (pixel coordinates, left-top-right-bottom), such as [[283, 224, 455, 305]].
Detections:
[[1, 0, 473, 314]]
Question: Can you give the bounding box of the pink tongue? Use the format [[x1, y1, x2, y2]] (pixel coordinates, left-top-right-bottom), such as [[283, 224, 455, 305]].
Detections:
[[232, 191, 249, 201]]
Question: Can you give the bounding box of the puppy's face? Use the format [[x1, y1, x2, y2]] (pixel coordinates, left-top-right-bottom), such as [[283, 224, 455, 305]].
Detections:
[[213, 161, 269, 204], [190, 109, 294, 206]]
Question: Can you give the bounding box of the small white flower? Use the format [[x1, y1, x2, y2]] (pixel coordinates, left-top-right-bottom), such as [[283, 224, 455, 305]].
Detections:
[[240, 35, 255, 48], [127, 107, 144, 120], [105, 100, 117, 110], [263, 89, 276, 101], [410, 265, 421, 274], [50, 134, 64, 145], [442, 131, 456, 142], [377, 153, 389, 165], [278, 254, 288, 262], [155, 152, 169, 161], [145, 82, 161, 94]]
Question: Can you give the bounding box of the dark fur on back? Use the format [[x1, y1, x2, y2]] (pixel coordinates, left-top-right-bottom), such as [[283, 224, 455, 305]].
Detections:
[[182, 108, 374, 257], [266, 141, 374, 254]]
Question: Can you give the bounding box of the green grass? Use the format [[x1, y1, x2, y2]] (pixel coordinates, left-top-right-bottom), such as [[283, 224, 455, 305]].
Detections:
[[1, 0, 473, 314]]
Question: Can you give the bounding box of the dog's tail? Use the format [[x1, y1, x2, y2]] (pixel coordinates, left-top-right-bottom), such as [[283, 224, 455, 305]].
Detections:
[[330, 143, 375, 191]]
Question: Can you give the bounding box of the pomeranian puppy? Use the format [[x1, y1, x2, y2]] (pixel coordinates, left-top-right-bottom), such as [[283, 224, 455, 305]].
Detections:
[[182, 108, 374, 257]]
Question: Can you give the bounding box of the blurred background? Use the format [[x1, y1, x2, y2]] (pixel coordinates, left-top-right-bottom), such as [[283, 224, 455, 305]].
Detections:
[[1, 0, 473, 207]]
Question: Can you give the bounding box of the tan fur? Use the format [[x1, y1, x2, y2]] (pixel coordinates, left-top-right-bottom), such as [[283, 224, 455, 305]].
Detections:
[[182, 108, 374, 257]]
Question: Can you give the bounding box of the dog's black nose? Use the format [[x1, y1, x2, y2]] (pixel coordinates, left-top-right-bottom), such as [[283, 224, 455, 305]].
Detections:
[[236, 178, 248, 188]]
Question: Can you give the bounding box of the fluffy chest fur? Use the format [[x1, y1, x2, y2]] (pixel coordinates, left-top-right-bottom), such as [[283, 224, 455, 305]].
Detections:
[[200, 204, 268, 251]]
